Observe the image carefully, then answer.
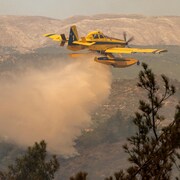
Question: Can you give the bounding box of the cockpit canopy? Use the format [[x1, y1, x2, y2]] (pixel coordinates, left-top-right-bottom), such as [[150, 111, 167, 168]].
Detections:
[[86, 31, 106, 39]]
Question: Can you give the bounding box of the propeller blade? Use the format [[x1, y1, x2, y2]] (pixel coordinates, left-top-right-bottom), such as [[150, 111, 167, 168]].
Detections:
[[123, 32, 134, 47], [123, 32, 127, 42], [126, 36, 134, 44]]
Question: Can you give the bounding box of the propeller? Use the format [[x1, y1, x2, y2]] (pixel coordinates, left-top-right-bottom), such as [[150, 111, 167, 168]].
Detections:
[[123, 32, 134, 47]]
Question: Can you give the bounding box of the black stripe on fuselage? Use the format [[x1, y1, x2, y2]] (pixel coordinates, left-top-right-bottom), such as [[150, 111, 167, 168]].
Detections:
[[87, 41, 125, 45]]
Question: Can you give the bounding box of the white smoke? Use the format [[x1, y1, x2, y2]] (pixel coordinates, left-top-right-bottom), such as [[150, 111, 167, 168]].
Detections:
[[0, 57, 112, 156]]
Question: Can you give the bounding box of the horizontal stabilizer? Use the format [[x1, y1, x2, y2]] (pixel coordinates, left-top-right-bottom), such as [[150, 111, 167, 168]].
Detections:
[[60, 34, 67, 41], [44, 34, 62, 41], [44, 33, 68, 43]]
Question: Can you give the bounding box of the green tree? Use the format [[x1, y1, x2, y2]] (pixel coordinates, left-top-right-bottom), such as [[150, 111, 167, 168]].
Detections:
[[108, 63, 180, 179], [0, 140, 60, 180]]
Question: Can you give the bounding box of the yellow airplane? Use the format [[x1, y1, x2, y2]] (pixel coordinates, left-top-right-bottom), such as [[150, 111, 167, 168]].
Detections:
[[44, 25, 167, 68]]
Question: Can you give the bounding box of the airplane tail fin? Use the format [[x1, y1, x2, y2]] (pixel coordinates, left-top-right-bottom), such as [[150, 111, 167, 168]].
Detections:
[[68, 25, 79, 45]]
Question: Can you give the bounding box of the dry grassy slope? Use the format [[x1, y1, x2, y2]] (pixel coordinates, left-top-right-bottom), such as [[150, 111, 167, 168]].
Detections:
[[93, 77, 180, 126], [59, 141, 128, 180], [58, 77, 180, 180], [0, 15, 180, 53], [0, 16, 63, 52], [64, 15, 180, 45]]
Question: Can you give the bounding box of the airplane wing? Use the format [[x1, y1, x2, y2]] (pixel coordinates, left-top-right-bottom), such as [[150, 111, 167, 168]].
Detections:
[[44, 34, 63, 42], [73, 41, 96, 46], [105, 47, 167, 54]]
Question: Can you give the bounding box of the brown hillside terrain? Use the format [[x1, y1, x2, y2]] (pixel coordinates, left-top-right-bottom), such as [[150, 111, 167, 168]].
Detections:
[[0, 15, 180, 53]]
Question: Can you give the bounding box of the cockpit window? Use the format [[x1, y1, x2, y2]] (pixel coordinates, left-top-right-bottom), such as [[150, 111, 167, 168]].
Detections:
[[93, 34, 99, 39], [100, 34, 104, 38]]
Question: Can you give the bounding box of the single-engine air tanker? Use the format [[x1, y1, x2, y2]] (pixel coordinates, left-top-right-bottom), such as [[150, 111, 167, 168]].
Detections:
[[44, 25, 167, 68]]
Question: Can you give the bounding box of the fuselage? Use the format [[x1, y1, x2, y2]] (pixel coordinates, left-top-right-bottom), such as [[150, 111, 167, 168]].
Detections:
[[67, 31, 126, 52]]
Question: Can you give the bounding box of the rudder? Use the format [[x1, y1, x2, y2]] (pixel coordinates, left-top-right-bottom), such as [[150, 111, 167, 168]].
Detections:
[[68, 25, 79, 45]]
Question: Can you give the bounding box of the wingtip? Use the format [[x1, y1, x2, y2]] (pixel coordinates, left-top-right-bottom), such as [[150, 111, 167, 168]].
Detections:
[[43, 34, 49, 37], [159, 49, 168, 53], [154, 49, 168, 54], [162, 49, 168, 53]]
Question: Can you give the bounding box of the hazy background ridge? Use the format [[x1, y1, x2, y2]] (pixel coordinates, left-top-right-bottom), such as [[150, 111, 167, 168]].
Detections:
[[0, 15, 180, 53]]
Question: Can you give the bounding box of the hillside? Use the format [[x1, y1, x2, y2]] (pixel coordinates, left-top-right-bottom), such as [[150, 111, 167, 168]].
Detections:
[[0, 15, 180, 53], [0, 14, 180, 179], [58, 78, 180, 180], [0, 77, 179, 180]]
